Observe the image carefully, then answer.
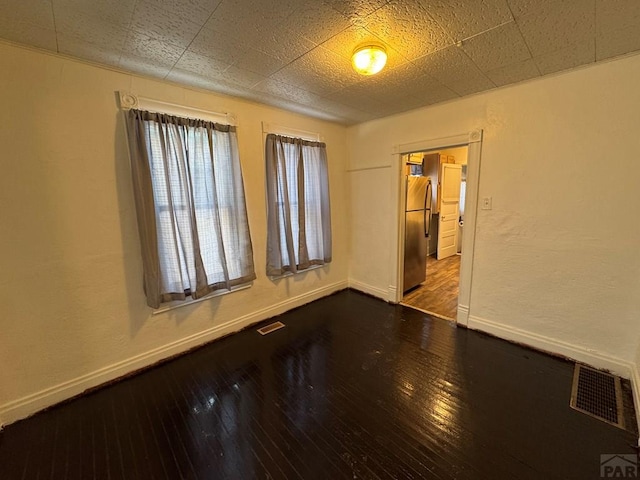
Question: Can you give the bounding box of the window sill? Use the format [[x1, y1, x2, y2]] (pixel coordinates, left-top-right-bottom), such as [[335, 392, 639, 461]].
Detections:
[[269, 264, 324, 280], [152, 283, 252, 315]]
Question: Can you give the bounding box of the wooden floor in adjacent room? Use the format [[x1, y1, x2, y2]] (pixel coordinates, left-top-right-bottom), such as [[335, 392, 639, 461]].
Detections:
[[402, 253, 461, 320], [0, 290, 637, 479]]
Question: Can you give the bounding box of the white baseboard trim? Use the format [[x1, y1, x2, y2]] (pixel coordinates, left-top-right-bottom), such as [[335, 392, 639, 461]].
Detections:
[[387, 285, 398, 303], [457, 304, 469, 326], [347, 279, 388, 301], [630, 363, 640, 445], [467, 314, 631, 378], [0, 280, 348, 427]]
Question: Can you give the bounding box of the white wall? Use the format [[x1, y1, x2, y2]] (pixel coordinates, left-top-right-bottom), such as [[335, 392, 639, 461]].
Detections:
[[0, 43, 349, 425], [347, 53, 640, 375]]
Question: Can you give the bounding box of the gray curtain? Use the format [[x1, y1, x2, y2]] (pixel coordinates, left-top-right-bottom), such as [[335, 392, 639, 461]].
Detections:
[[125, 109, 255, 308], [265, 134, 332, 276]]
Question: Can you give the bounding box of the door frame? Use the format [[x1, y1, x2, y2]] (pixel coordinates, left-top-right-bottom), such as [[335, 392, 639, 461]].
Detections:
[[391, 130, 483, 326]]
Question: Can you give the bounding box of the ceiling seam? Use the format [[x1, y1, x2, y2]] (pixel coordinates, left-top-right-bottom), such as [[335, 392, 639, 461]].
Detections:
[[118, 0, 140, 68], [593, 0, 598, 63], [458, 19, 515, 45], [455, 20, 516, 89], [504, 2, 542, 76], [415, 1, 459, 54], [263, 5, 360, 81], [241, 1, 369, 90], [250, 34, 351, 100], [50, 0, 59, 54], [403, 1, 477, 95], [165, 0, 227, 80]]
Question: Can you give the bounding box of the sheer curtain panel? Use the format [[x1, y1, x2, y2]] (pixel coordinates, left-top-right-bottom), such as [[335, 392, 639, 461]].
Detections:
[[125, 109, 255, 308], [265, 134, 332, 276]]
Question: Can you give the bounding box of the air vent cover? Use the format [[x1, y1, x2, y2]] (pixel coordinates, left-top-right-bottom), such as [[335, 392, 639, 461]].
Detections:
[[570, 364, 624, 429], [257, 321, 285, 336]]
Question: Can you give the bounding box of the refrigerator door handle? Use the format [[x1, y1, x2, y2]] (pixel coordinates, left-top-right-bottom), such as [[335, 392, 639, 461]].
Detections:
[[424, 208, 429, 237], [424, 182, 432, 238], [404, 175, 409, 210], [425, 206, 433, 237]]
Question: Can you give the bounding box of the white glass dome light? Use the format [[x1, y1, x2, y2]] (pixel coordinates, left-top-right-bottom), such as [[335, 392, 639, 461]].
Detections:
[[351, 45, 387, 76]]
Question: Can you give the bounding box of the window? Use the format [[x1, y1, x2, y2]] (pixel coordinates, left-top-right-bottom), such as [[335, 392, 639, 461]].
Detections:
[[265, 133, 332, 276], [125, 109, 255, 308]]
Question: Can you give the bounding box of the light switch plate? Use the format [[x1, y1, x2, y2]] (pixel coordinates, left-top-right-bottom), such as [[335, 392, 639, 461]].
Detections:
[[482, 196, 492, 210]]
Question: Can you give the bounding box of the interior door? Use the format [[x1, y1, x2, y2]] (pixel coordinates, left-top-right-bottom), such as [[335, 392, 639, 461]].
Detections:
[[437, 163, 462, 260]]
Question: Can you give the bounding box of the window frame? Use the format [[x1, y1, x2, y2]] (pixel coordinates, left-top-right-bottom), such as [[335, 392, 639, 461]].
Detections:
[[263, 125, 332, 278], [121, 93, 255, 311]]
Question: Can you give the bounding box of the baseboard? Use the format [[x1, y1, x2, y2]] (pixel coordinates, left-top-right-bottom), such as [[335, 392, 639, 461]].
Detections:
[[457, 304, 469, 326], [467, 314, 631, 378], [348, 279, 388, 301], [0, 280, 348, 427], [630, 363, 640, 445], [387, 285, 398, 303]]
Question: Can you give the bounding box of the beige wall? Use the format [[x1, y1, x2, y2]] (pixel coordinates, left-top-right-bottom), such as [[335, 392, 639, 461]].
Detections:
[[0, 43, 349, 425], [347, 53, 640, 375]]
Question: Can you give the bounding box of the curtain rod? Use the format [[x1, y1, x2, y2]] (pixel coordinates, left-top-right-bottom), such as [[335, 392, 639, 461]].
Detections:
[[118, 92, 236, 125], [261, 121, 323, 142]]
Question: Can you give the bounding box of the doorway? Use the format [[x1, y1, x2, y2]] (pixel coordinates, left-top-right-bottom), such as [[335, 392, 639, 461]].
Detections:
[[400, 146, 467, 320], [391, 131, 482, 327]]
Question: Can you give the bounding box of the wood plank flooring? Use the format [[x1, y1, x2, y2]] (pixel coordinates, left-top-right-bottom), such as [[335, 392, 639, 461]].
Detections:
[[0, 290, 637, 479], [403, 254, 460, 319]]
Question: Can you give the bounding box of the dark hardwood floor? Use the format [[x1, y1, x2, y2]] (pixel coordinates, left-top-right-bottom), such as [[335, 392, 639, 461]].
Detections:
[[403, 254, 460, 319], [0, 290, 637, 479]]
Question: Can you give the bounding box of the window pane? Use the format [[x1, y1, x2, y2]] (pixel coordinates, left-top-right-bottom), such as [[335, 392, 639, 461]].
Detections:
[[302, 144, 324, 261], [265, 134, 331, 276], [131, 111, 254, 303]]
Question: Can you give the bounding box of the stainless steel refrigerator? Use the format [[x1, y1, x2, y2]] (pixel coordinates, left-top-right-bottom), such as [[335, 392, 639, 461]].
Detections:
[[403, 175, 432, 292]]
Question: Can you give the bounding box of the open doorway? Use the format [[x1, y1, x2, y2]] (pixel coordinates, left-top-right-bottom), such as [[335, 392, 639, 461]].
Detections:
[[400, 146, 467, 320], [392, 130, 482, 327]]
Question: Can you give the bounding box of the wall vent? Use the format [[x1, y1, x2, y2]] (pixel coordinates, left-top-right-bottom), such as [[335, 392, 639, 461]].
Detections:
[[257, 321, 285, 336], [570, 364, 624, 429]]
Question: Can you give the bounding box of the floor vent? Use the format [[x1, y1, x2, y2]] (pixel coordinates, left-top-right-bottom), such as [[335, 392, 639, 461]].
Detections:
[[570, 364, 624, 429], [257, 321, 285, 336]]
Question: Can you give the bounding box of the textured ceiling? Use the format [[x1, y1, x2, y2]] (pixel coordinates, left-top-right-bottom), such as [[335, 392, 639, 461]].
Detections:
[[1, 0, 640, 125]]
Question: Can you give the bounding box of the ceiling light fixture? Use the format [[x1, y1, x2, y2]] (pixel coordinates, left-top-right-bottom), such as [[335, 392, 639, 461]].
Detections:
[[351, 44, 387, 76]]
